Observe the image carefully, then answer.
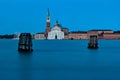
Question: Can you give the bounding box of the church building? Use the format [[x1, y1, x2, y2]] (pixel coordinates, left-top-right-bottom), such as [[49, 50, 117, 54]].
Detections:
[[45, 9, 67, 40], [48, 21, 64, 39]]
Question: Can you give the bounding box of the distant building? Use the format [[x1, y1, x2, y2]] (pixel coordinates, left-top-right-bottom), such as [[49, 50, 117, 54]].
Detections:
[[80, 33, 88, 39], [13, 33, 20, 39], [48, 21, 64, 40], [62, 28, 69, 35], [34, 33, 45, 40], [68, 31, 88, 40], [103, 33, 120, 39], [88, 30, 113, 33], [87, 30, 113, 39], [63, 28, 69, 40]]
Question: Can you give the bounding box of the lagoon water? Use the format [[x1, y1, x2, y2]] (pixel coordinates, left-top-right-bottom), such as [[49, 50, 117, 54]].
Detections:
[[0, 40, 120, 80]]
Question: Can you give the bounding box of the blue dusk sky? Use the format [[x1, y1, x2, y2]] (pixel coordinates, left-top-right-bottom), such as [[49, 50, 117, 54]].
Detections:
[[0, 0, 120, 34]]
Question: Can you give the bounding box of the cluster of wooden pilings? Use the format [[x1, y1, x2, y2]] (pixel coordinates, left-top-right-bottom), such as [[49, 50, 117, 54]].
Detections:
[[18, 33, 33, 52], [88, 35, 98, 49]]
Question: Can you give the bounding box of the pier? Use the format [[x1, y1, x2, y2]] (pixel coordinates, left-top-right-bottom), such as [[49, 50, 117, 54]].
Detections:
[[88, 35, 98, 49], [18, 33, 33, 52]]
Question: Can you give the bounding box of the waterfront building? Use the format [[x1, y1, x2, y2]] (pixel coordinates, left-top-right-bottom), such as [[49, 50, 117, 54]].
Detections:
[[68, 31, 88, 40], [62, 28, 69, 35], [64, 35, 69, 40], [103, 33, 120, 39], [88, 30, 113, 34], [87, 30, 113, 39], [62, 28, 69, 40], [48, 21, 64, 40], [13, 33, 20, 40], [34, 33, 45, 40]]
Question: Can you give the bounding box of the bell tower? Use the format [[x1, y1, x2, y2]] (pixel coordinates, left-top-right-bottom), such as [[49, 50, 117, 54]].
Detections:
[[45, 8, 50, 37]]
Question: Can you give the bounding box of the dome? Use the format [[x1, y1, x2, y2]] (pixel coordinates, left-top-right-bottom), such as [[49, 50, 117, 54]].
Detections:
[[51, 20, 62, 31], [53, 20, 62, 28]]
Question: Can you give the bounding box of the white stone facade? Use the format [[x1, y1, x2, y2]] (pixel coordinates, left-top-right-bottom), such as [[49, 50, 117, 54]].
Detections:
[[48, 21, 64, 40], [48, 31, 64, 39]]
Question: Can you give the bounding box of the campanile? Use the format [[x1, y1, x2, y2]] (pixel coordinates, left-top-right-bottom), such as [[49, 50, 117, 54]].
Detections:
[[45, 8, 50, 37]]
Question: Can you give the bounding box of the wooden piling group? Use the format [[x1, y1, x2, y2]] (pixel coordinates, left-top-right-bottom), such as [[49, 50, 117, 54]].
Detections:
[[18, 33, 33, 52], [88, 35, 98, 49]]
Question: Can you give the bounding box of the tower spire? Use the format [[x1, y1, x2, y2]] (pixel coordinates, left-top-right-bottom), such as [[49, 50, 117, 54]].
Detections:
[[45, 8, 51, 38], [47, 8, 50, 16], [56, 20, 58, 24], [46, 8, 50, 22]]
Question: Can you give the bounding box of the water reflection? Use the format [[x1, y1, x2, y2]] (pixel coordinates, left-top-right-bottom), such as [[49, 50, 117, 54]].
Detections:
[[83, 48, 99, 73], [18, 52, 33, 80]]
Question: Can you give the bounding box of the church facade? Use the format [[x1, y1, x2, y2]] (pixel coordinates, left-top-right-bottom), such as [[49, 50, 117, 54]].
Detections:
[[48, 21, 64, 39]]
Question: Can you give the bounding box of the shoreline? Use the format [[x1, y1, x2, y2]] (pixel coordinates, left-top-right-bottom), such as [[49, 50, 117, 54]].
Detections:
[[0, 39, 120, 40]]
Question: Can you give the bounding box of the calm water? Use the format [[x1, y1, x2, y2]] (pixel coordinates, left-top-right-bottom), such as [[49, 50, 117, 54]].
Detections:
[[0, 40, 120, 80]]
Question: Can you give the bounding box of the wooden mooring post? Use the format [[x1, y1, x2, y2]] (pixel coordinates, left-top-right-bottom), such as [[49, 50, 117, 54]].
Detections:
[[18, 33, 33, 52], [88, 35, 98, 49]]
